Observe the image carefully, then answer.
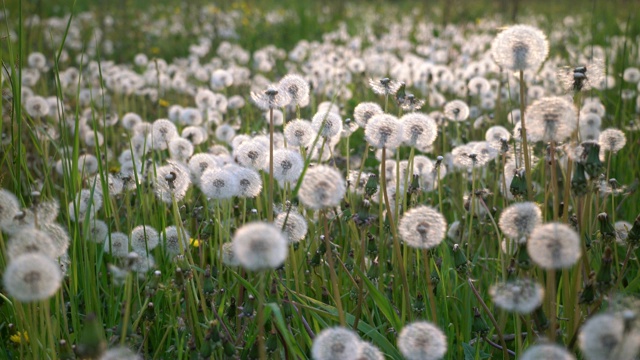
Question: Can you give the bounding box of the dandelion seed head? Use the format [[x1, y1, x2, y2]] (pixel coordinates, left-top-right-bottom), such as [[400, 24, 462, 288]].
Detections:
[[3, 253, 62, 302], [443, 100, 470, 122], [163, 225, 190, 256], [397, 321, 448, 360], [499, 202, 542, 243], [299, 166, 346, 210], [353, 102, 384, 128], [234, 140, 268, 170], [356, 342, 385, 360], [452, 144, 490, 169], [0, 189, 21, 229], [272, 149, 304, 183], [251, 85, 291, 110], [400, 113, 438, 148], [312, 327, 363, 360], [7, 228, 57, 260], [168, 137, 194, 162], [153, 161, 191, 203], [526, 96, 577, 143], [279, 74, 310, 106], [399, 206, 447, 249], [275, 211, 308, 243], [200, 167, 240, 200], [284, 119, 315, 147], [369, 78, 402, 96], [40, 222, 70, 258], [528, 223, 581, 269], [312, 110, 343, 138], [232, 222, 288, 271], [579, 313, 626, 360], [69, 189, 103, 221], [104, 232, 130, 257], [365, 113, 403, 149], [490, 278, 544, 314], [130, 225, 160, 254], [150, 119, 178, 150], [599, 129, 626, 153], [25, 96, 50, 118], [521, 344, 575, 360], [121, 112, 142, 130], [491, 25, 549, 72], [86, 219, 108, 244]]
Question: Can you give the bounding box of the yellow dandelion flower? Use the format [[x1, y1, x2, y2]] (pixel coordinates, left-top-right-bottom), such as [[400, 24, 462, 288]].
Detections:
[[190, 238, 200, 248], [158, 99, 169, 107], [10, 331, 29, 344]]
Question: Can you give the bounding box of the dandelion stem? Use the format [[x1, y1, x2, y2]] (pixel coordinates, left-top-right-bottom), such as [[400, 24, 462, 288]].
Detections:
[[467, 278, 511, 359], [381, 147, 412, 321], [519, 70, 534, 201], [322, 210, 346, 326], [268, 108, 275, 222]]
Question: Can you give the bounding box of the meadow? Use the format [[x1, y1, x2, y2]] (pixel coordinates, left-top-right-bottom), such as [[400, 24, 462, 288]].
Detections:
[[1, 0, 640, 359]]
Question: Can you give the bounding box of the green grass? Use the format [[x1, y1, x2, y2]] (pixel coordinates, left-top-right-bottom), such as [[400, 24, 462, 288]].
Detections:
[[1, 0, 640, 359]]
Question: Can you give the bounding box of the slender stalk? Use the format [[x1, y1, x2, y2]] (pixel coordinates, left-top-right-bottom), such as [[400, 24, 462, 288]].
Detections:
[[468, 279, 510, 359], [422, 249, 438, 324], [257, 271, 267, 360], [322, 210, 346, 326], [268, 107, 275, 222], [519, 70, 534, 200], [381, 147, 412, 321]]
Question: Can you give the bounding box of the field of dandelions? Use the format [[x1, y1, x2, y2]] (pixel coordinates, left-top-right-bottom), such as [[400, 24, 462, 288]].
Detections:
[[1, 0, 640, 359]]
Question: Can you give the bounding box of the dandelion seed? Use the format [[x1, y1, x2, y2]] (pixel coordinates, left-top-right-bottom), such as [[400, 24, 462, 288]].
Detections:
[[275, 211, 308, 243], [312, 327, 363, 360], [520, 344, 575, 360], [398, 206, 447, 249], [400, 112, 437, 148], [527, 223, 581, 269], [499, 202, 542, 243], [491, 25, 549, 72], [284, 119, 315, 147], [232, 222, 288, 271], [130, 225, 160, 254], [3, 253, 62, 302], [490, 278, 544, 314], [162, 225, 190, 256], [299, 165, 346, 210], [443, 100, 470, 122], [397, 321, 448, 360], [599, 129, 626, 153], [365, 113, 403, 149]]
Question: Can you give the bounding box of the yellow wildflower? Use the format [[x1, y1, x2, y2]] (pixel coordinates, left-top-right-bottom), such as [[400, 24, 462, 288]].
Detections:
[[10, 331, 29, 344]]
